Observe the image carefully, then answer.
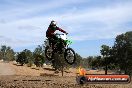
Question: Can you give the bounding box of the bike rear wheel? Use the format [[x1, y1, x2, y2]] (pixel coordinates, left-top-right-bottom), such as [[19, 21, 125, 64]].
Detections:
[[45, 46, 53, 61], [64, 48, 76, 65]]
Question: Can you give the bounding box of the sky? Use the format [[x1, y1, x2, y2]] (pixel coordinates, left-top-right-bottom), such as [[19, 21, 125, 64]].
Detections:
[[0, 0, 132, 58]]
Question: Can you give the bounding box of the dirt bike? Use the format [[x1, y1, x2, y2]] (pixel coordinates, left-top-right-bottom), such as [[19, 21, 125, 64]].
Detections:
[[45, 33, 76, 65]]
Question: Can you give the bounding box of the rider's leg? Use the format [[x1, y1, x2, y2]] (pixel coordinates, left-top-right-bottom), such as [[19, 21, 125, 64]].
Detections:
[[47, 37, 51, 48], [52, 35, 58, 49]]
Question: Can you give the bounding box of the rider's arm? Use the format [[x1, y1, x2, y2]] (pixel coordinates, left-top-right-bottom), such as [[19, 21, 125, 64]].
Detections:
[[57, 27, 67, 33]]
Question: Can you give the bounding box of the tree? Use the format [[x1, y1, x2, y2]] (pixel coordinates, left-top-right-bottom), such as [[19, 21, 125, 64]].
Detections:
[[0, 45, 7, 60], [82, 56, 94, 68], [6, 47, 15, 61], [52, 53, 69, 76], [16, 52, 27, 66], [86, 56, 94, 68], [23, 49, 33, 67], [100, 45, 110, 75], [34, 45, 43, 55], [90, 56, 103, 69], [33, 45, 45, 67], [0, 51, 2, 60], [113, 31, 132, 74], [73, 53, 82, 67], [34, 54, 44, 67], [0, 45, 15, 61]]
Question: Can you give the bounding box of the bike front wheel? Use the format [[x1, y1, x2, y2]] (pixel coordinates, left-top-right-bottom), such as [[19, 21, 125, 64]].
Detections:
[[64, 48, 76, 65]]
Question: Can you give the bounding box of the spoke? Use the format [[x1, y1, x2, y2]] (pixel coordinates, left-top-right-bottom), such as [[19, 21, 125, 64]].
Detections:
[[46, 48, 53, 58], [66, 49, 75, 63]]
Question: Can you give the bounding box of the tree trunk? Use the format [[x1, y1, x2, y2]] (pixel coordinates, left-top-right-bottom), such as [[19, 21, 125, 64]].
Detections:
[[124, 51, 127, 75], [61, 65, 64, 76], [105, 65, 107, 75], [105, 57, 107, 75]]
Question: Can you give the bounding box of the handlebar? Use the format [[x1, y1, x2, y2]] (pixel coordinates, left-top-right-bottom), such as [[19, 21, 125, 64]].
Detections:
[[55, 33, 68, 35], [55, 33, 67, 35]]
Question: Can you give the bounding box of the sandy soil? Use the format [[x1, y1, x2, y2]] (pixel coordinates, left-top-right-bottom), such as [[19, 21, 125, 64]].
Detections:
[[0, 60, 132, 88], [0, 75, 131, 88], [0, 62, 15, 75], [0, 60, 113, 76]]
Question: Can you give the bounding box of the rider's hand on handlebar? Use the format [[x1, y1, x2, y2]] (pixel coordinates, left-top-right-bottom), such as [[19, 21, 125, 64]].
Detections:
[[55, 33, 59, 35], [65, 32, 68, 35]]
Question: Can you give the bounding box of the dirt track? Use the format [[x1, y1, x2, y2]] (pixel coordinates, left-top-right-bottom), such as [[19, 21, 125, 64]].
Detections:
[[0, 75, 131, 88], [0, 61, 132, 88]]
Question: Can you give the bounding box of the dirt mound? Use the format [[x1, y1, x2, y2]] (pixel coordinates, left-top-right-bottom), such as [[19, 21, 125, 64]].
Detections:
[[0, 61, 15, 75]]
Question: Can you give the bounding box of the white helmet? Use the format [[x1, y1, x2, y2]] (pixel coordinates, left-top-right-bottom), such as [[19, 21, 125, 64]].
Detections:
[[50, 20, 57, 26]]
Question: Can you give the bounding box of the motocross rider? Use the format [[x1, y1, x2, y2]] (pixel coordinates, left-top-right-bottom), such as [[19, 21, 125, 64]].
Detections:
[[46, 20, 68, 49]]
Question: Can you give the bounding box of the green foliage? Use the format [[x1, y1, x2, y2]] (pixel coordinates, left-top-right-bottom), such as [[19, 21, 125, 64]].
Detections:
[[52, 53, 69, 76], [100, 45, 110, 57], [113, 31, 132, 74], [73, 53, 82, 67], [52, 53, 69, 70], [98, 31, 132, 75], [92, 56, 102, 68], [0, 45, 15, 61], [81, 56, 93, 68], [33, 45, 43, 55], [51, 52, 81, 76], [0, 51, 3, 60], [100, 45, 111, 74], [33, 45, 45, 67], [23, 49, 34, 66], [16, 52, 27, 65], [15, 45, 45, 67], [34, 54, 44, 67], [16, 49, 33, 66]]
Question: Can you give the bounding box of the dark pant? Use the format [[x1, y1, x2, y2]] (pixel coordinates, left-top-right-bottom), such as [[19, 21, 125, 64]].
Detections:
[[47, 34, 58, 49]]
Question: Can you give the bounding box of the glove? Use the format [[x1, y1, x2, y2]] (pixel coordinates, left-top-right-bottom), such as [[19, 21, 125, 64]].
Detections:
[[65, 32, 68, 35]]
